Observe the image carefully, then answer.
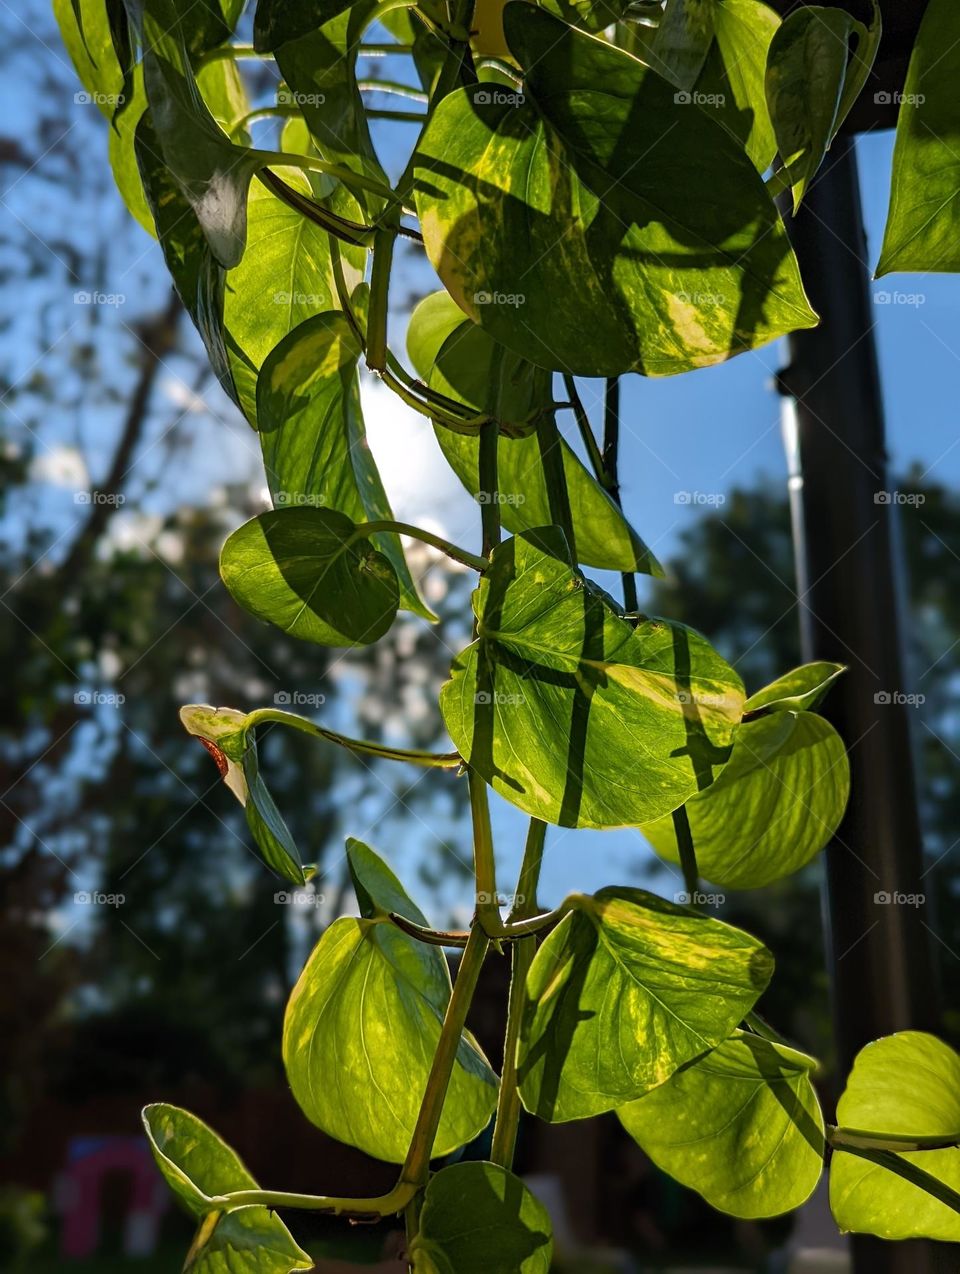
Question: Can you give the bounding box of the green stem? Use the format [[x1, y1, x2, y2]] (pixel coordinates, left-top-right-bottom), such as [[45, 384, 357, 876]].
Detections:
[[389, 913, 470, 947], [603, 375, 638, 612], [211, 1181, 416, 1217], [744, 1010, 790, 1047], [256, 169, 375, 248], [379, 366, 489, 434], [536, 414, 576, 562], [469, 768, 500, 930], [366, 226, 397, 372], [828, 1126, 960, 1153], [491, 820, 547, 1168], [360, 41, 415, 54], [198, 43, 268, 66], [478, 421, 501, 557], [400, 925, 490, 1186], [358, 520, 490, 572], [672, 805, 698, 898], [563, 374, 608, 491], [244, 708, 460, 768], [257, 150, 401, 205], [367, 107, 428, 121], [359, 79, 429, 102]]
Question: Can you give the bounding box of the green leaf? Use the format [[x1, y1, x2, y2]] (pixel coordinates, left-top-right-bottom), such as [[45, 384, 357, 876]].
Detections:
[[441, 530, 744, 828], [406, 292, 661, 575], [538, 0, 632, 35], [695, 0, 780, 172], [830, 1032, 960, 1240], [648, 0, 715, 91], [256, 313, 436, 622], [877, 0, 960, 275], [274, 2, 387, 216], [346, 836, 430, 924], [142, 37, 262, 267], [517, 888, 773, 1120], [619, 1030, 825, 1217], [743, 660, 846, 713], [179, 705, 306, 884], [765, 6, 856, 212], [134, 112, 239, 403], [283, 843, 498, 1162], [411, 1162, 553, 1274], [414, 5, 816, 378], [642, 711, 849, 888], [219, 507, 400, 646], [254, 0, 353, 51], [142, 1103, 312, 1273]]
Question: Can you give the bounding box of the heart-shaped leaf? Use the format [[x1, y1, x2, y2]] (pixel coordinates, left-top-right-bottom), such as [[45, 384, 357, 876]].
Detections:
[[283, 841, 498, 1162], [441, 530, 744, 828], [414, 5, 817, 378], [619, 1030, 825, 1217], [517, 887, 774, 1120], [641, 710, 849, 888], [407, 291, 662, 575], [830, 1032, 960, 1240], [743, 661, 846, 714], [257, 312, 435, 621], [142, 1103, 312, 1274], [220, 507, 400, 646], [877, 0, 960, 275], [410, 1162, 553, 1274]]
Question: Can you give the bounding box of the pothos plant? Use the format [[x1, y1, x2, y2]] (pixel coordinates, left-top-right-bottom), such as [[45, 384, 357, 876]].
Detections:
[[56, 0, 960, 1266]]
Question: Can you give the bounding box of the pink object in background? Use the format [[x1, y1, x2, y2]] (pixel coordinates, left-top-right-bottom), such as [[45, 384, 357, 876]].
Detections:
[[54, 1136, 169, 1259]]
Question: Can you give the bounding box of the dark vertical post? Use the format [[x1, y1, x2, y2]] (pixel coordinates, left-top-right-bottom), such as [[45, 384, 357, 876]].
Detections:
[[780, 135, 947, 1274]]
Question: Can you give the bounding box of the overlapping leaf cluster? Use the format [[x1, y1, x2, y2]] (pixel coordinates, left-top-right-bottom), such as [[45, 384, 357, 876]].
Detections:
[[56, 0, 960, 1265]]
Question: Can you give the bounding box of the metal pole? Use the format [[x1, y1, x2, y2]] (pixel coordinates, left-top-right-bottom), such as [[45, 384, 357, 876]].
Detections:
[[779, 134, 949, 1274]]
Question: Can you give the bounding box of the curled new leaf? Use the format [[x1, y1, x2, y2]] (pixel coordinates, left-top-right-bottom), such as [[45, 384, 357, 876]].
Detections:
[[517, 888, 774, 1120], [220, 507, 400, 646]]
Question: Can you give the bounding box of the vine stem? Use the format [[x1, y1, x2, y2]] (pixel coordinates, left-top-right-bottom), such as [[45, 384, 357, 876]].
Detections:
[[243, 708, 460, 769], [490, 819, 547, 1168], [469, 768, 500, 931], [358, 521, 489, 573], [835, 1145, 960, 1216], [828, 1126, 960, 1153], [672, 805, 699, 898], [400, 925, 490, 1187], [209, 1181, 416, 1217], [603, 375, 639, 613]]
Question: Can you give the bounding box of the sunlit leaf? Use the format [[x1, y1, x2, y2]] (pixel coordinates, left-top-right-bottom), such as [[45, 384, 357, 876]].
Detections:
[[619, 1030, 825, 1217], [142, 1103, 312, 1273], [647, 0, 714, 91], [695, 0, 780, 172], [220, 507, 400, 646], [517, 888, 773, 1120], [254, 0, 354, 51], [411, 1162, 553, 1273], [441, 530, 744, 828], [642, 710, 849, 888], [257, 312, 436, 621], [414, 5, 817, 377], [406, 291, 661, 574], [743, 660, 845, 713], [283, 840, 498, 1162], [877, 0, 960, 275], [830, 1032, 960, 1240]]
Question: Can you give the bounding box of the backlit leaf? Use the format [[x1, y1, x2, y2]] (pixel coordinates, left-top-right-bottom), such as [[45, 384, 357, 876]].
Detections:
[[517, 888, 774, 1120]]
